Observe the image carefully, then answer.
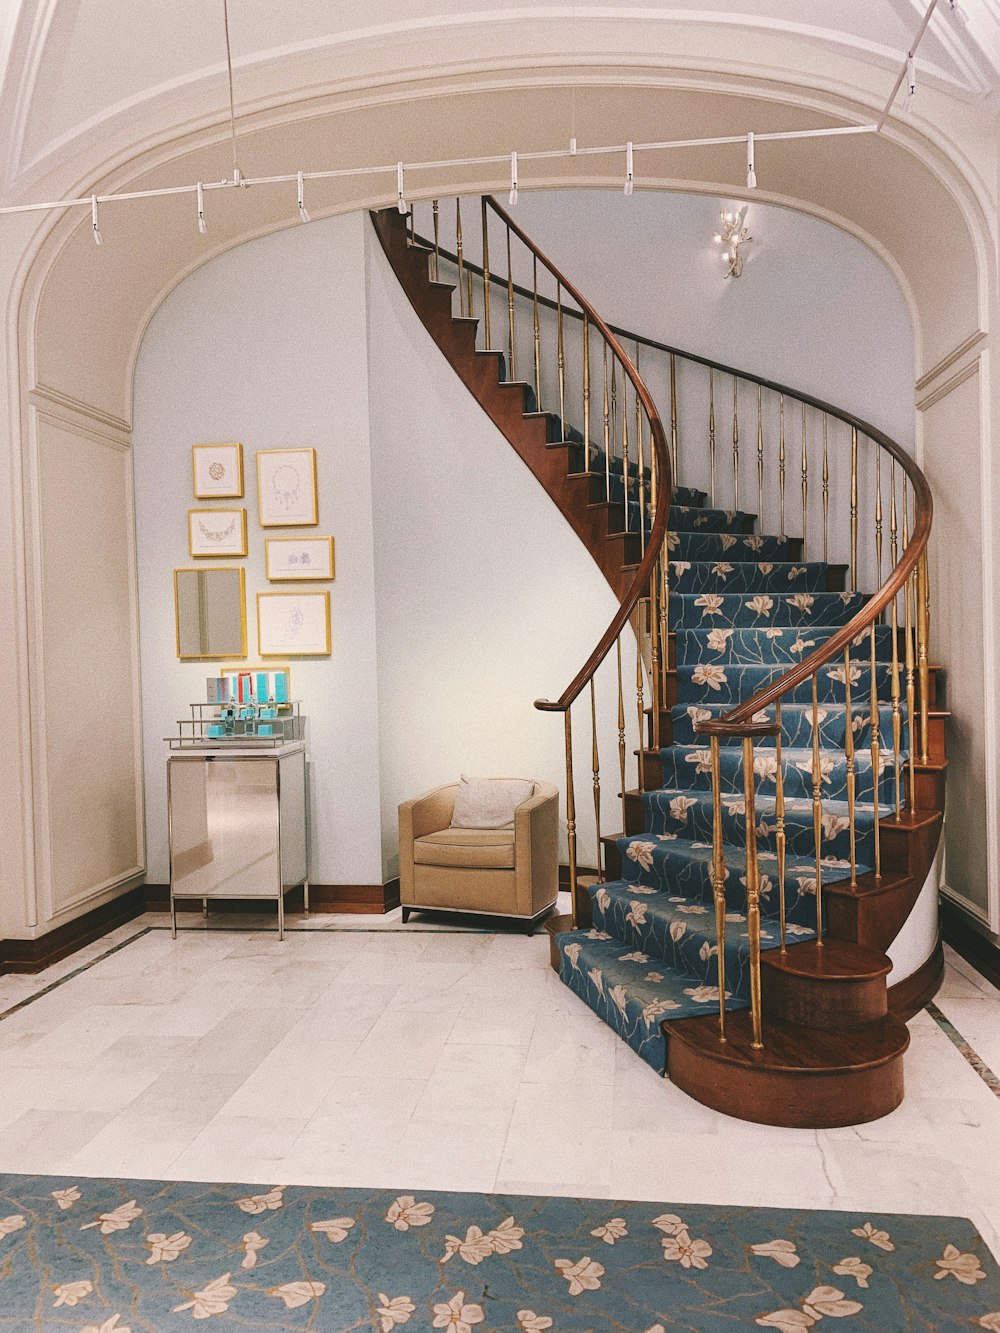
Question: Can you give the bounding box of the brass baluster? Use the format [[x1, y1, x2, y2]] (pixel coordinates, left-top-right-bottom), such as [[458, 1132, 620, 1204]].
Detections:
[[611, 360, 618, 467], [822, 415, 830, 563], [532, 255, 541, 409], [659, 537, 670, 709], [801, 403, 808, 556], [621, 364, 630, 534], [466, 260, 474, 319], [843, 648, 858, 889], [709, 367, 717, 507], [732, 376, 740, 510], [889, 461, 903, 817], [918, 550, 931, 763], [456, 199, 465, 318], [903, 483, 917, 809], [778, 394, 786, 539], [756, 385, 765, 532], [850, 426, 859, 592], [635, 623, 646, 792], [875, 446, 883, 583], [432, 199, 440, 281], [590, 677, 603, 881], [603, 344, 611, 502], [870, 622, 882, 881], [649, 461, 662, 754], [557, 284, 565, 437], [616, 637, 627, 832], [670, 353, 679, 482], [407, 205, 414, 246], [565, 709, 578, 929], [811, 674, 824, 945], [775, 700, 787, 954], [583, 314, 591, 470], [506, 224, 516, 381], [480, 198, 492, 351], [743, 736, 764, 1049], [710, 735, 727, 1042], [636, 344, 646, 555]]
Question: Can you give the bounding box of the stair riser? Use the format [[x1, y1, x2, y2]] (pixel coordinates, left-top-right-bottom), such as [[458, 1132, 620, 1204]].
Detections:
[[669, 594, 866, 629], [674, 625, 897, 666], [656, 755, 897, 805], [676, 662, 896, 707], [761, 967, 889, 1031], [666, 564, 830, 594], [668, 533, 801, 562], [672, 706, 905, 750]]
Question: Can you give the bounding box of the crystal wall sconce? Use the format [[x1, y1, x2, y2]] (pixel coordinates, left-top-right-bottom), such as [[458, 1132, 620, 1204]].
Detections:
[[713, 206, 752, 279]]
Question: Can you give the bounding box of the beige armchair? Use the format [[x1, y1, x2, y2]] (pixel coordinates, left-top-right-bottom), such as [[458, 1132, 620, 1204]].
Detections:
[[398, 780, 559, 930]]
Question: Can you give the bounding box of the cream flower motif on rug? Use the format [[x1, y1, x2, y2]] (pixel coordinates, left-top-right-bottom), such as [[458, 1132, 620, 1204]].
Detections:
[[51, 1187, 80, 1211], [235, 1186, 284, 1215], [81, 1201, 142, 1235], [587, 966, 605, 996], [756, 1284, 863, 1329], [686, 749, 714, 775], [979, 1315, 1000, 1331], [442, 1226, 494, 1265], [608, 984, 629, 1017], [787, 593, 815, 611], [642, 998, 680, 1024], [269, 1280, 326, 1309], [0, 1215, 26, 1239], [687, 705, 713, 726], [645, 971, 664, 983], [240, 1231, 268, 1269], [386, 1197, 435, 1231], [832, 1256, 872, 1288], [712, 563, 735, 579], [625, 902, 649, 928], [172, 1272, 237, 1318], [554, 1256, 605, 1295], [591, 1217, 628, 1245], [750, 1239, 800, 1268], [827, 664, 862, 687], [707, 627, 735, 652], [564, 942, 583, 969], [517, 1313, 553, 1332], [795, 756, 835, 783], [595, 888, 611, 911], [692, 664, 727, 691], [52, 1279, 93, 1306], [626, 840, 657, 870], [619, 950, 649, 963], [723, 795, 746, 816], [746, 595, 775, 617], [758, 562, 775, 575], [934, 1244, 987, 1284], [670, 794, 699, 822], [669, 920, 687, 941], [146, 1231, 192, 1264], [81, 1318, 130, 1333], [677, 904, 709, 915], [719, 533, 737, 550], [432, 1290, 485, 1331], [661, 1228, 712, 1269], [694, 593, 724, 617], [822, 813, 850, 840], [672, 561, 692, 577], [699, 941, 719, 962], [787, 566, 807, 580], [310, 1217, 355, 1243], [377, 1294, 416, 1330], [753, 752, 779, 782], [488, 1217, 524, 1255], [683, 984, 728, 1002], [586, 929, 612, 939], [652, 1214, 687, 1235], [795, 875, 819, 897]]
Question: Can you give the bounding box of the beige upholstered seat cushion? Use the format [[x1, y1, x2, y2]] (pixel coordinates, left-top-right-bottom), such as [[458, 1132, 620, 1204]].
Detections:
[[413, 826, 516, 870]]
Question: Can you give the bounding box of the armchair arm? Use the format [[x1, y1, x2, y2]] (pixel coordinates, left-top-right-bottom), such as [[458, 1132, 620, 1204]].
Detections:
[[514, 782, 560, 916], [399, 784, 458, 905]]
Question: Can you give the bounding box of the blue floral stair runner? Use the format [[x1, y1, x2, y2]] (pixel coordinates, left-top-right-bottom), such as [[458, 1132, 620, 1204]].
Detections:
[[555, 485, 902, 1071], [1, 1174, 997, 1329]]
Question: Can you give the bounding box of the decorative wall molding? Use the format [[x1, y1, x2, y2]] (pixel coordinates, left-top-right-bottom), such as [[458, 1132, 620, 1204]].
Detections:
[[915, 328, 987, 394], [916, 355, 981, 412], [30, 383, 132, 436]]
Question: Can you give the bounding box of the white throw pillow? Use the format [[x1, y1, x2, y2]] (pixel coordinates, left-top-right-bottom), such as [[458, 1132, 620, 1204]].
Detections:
[[450, 775, 535, 829]]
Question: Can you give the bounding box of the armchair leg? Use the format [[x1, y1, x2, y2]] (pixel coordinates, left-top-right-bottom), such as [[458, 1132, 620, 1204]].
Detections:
[[401, 906, 411, 923]]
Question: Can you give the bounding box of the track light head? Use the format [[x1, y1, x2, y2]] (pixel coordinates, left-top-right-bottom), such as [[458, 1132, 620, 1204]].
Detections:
[[197, 182, 207, 234], [297, 171, 311, 223], [91, 195, 103, 246], [509, 151, 518, 206], [396, 162, 408, 215], [746, 132, 757, 189], [907, 53, 916, 98], [624, 141, 634, 196]]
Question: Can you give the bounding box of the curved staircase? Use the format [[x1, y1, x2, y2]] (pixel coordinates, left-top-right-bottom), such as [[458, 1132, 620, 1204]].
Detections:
[[373, 199, 946, 1129]]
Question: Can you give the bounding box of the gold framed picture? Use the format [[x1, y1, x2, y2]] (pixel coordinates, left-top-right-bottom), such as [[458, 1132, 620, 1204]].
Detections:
[[256, 448, 318, 527], [192, 443, 244, 499], [257, 591, 330, 656], [188, 508, 248, 558], [174, 567, 247, 660], [265, 535, 334, 581]]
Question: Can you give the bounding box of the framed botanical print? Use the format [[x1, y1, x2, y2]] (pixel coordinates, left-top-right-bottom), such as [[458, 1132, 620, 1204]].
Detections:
[[192, 443, 244, 499], [257, 448, 318, 527], [265, 536, 334, 581], [188, 508, 247, 558], [257, 591, 330, 656]]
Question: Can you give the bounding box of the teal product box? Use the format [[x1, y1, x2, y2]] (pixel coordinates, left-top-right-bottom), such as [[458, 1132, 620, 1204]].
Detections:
[[256, 672, 269, 702], [260, 707, 276, 719], [208, 724, 225, 738], [273, 673, 288, 704], [257, 724, 273, 737], [206, 676, 226, 705], [240, 707, 254, 720]]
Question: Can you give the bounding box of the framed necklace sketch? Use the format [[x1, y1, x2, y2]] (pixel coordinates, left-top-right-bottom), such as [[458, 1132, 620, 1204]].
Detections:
[[192, 443, 244, 499], [265, 536, 334, 581], [257, 448, 318, 527], [188, 508, 248, 558], [257, 591, 330, 656]]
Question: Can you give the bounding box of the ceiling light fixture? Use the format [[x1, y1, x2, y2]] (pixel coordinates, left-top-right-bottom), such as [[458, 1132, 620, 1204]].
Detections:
[[509, 151, 518, 206], [90, 195, 102, 246], [624, 141, 634, 196], [297, 171, 310, 223], [396, 162, 407, 215], [197, 181, 207, 233], [746, 132, 757, 189]]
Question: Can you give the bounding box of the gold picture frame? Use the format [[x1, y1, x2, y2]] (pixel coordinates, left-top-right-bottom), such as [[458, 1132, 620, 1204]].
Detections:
[[256, 448, 319, 527], [192, 443, 244, 499], [257, 590, 331, 657], [188, 508, 248, 558], [174, 567, 247, 660], [265, 535, 335, 581]]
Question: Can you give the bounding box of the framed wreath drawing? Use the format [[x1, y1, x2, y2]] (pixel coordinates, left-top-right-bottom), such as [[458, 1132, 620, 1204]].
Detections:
[[188, 508, 248, 558], [192, 443, 244, 499], [256, 448, 319, 527]]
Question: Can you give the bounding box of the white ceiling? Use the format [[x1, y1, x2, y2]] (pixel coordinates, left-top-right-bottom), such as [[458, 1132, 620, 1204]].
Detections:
[[0, 0, 997, 198]]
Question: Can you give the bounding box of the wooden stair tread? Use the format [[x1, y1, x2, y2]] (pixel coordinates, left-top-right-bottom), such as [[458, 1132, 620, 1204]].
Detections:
[[762, 938, 891, 982], [666, 1009, 909, 1073]]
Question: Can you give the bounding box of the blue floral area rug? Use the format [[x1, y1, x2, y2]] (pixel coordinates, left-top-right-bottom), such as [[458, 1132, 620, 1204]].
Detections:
[[1, 1174, 999, 1330]]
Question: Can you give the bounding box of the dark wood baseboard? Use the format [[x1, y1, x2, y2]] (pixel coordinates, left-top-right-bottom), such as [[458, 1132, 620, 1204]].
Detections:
[[940, 899, 1000, 989], [887, 938, 945, 1021], [0, 885, 147, 976], [143, 882, 400, 916]]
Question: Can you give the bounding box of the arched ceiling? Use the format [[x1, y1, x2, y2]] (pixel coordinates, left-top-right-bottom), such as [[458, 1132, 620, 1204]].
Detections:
[[0, 0, 998, 200]]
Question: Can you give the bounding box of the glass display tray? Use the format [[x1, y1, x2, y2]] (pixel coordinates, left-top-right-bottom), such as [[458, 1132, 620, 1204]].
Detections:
[[166, 700, 304, 750]]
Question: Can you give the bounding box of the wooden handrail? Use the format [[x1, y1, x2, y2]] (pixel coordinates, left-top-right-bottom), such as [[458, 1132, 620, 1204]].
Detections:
[[472, 196, 673, 715]]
